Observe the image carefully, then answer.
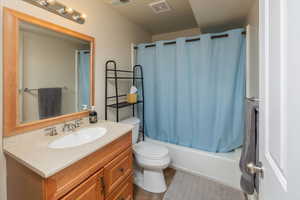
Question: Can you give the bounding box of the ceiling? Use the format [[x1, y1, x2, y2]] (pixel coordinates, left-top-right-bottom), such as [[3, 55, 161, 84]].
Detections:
[[189, 0, 253, 33], [102, 0, 198, 34], [102, 0, 254, 34]]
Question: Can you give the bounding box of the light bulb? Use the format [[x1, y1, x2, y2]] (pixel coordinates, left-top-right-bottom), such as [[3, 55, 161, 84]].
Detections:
[[66, 7, 74, 14], [58, 7, 67, 14], [38, 0, 48, 6], [80, 13, 87, 19], [72, 14, 80, 21]]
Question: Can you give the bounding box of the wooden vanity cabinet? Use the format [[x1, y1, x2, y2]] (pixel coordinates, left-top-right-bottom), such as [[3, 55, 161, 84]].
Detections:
[[6, 132, 133, 200]]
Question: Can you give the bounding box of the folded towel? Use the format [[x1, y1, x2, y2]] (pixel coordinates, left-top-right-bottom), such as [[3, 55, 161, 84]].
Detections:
[[38, 88, 62, 120], [239, 99, 259, 194]]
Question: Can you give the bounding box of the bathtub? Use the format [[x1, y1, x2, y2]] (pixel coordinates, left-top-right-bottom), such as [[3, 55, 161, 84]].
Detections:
[[145, 137, 242, 190]]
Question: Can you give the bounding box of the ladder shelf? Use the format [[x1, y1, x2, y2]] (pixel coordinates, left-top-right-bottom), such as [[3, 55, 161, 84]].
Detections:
[[105, 60, 145, 140]]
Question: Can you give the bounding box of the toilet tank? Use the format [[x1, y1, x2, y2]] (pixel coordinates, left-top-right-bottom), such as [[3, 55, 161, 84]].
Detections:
[[120, 117, 140, 144]]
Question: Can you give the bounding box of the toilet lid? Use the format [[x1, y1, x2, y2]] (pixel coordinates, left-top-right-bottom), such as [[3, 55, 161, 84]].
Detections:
[[133, 141, 169, 159]]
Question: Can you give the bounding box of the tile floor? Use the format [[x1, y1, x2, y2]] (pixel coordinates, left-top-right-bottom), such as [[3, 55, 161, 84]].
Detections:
[[133, 168, 176, 200]]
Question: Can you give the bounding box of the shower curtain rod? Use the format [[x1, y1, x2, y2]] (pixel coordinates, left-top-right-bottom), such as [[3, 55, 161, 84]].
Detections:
[[134, 31, 246, 49]]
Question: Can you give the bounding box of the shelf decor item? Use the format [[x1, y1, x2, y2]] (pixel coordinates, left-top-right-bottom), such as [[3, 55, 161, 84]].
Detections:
[[127, 93, 137, 104], [127, 86, 138, 103]]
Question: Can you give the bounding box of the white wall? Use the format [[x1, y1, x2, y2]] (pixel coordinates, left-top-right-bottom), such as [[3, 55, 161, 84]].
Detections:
[[0, 0, 151, 199], [152, 27, 201, 41], [246, 0, 259, 98]]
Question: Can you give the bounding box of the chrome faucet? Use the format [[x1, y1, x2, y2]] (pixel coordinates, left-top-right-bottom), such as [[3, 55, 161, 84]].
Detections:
[[75, 119, 83, 128], [62, 119, 83, 132], [45, 127, 58, 136], [62, 122, 73, 132]]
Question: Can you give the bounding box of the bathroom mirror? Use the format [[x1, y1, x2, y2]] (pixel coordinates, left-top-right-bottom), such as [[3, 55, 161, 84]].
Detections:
[[3, 8, 95, 136], [18, 21, 91, 123]]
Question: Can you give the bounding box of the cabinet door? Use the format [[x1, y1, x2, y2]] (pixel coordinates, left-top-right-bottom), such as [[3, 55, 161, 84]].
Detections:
[[104, 148, 132, 195], [107, 175, 133, 200], [60, 170, 104, 200]]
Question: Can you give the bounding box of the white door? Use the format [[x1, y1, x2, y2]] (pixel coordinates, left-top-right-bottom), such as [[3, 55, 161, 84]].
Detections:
[[259, 0, 300, 199]]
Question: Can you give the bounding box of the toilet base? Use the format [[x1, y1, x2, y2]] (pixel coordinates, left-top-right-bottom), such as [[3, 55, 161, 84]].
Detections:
[[134, 168, 167, 193]]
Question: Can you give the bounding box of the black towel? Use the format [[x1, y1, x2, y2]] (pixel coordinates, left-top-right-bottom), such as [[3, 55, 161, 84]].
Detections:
[[38, 88, 62, 120], [239, 99, 259, 195]]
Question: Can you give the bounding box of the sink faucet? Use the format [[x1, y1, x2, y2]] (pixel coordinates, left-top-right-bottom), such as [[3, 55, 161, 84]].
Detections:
[[75, 119, 83, 128], [45, 127, 58, 136], [62, 119, 83, 132]]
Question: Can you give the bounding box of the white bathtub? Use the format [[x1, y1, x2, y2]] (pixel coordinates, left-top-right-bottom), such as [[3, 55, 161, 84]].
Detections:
[[145, 137, 242, 190]]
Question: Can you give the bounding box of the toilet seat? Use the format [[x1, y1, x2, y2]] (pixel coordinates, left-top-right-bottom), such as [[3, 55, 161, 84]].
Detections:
[[133, 141, 169, 160]]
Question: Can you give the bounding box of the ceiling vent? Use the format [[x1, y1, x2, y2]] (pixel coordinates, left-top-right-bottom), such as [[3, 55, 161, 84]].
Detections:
[[110, 0, 131, 5], [149, 0, 171, 14]]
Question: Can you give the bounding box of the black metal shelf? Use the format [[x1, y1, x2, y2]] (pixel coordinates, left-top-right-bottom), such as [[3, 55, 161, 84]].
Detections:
[[106, 77, 143, 80], [106, 94, 127, 99], [106, 69, 134, 73], [105, 60, 145, 140], [107, 100, 143, 109]]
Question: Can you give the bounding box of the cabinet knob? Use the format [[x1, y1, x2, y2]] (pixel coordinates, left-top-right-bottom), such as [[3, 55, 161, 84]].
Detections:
[[119, 168, 124, 173]]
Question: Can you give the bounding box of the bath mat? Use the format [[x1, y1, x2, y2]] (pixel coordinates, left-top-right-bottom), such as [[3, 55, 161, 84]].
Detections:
[[163, 171, 245, 200]]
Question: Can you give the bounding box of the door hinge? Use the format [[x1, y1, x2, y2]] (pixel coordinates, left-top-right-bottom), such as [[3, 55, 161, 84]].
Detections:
[[247, 162, 264, 178]]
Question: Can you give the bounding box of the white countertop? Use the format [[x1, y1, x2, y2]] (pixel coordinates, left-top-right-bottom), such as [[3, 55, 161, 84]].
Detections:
[[3, 121, 133, 178]]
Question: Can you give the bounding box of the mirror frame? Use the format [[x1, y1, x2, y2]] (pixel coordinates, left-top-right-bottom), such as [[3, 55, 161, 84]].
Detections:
[[3, 8, 95, 137]]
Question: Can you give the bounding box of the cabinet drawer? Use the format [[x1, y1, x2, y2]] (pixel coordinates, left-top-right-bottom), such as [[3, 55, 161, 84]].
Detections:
[[60, 169, 104, 200], [104, 147, 132, 195], [107, 175, 133, 200]]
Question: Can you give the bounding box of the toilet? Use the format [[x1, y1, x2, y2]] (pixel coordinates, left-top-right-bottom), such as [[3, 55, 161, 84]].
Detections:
[[120, 117, 171, 193]]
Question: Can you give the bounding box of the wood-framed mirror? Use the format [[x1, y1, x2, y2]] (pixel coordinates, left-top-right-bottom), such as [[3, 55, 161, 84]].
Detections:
[[3, 8, 95, 137]]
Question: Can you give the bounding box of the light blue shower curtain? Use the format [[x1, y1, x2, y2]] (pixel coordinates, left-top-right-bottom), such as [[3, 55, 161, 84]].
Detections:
[[78, 51, 90, 110], [137, 28, 245, 153]]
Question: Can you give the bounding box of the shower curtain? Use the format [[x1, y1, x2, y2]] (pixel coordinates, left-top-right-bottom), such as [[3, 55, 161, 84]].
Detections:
[[77, 50, 90, 110], [137, 28, 246, 153]]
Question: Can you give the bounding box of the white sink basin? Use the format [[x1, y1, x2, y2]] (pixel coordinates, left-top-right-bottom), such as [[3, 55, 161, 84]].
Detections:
[[48, 127, 107, 149]]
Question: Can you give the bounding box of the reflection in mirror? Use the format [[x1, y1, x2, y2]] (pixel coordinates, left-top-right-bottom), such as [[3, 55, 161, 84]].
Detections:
[[18, 21, 91, 123]]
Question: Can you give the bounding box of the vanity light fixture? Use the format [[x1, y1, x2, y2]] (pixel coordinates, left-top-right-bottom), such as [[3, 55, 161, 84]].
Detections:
[[22, 0, 86, 24]]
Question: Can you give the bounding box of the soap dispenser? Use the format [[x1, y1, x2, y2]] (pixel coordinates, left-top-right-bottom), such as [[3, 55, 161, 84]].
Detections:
[[89, 106, 98, 124]]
